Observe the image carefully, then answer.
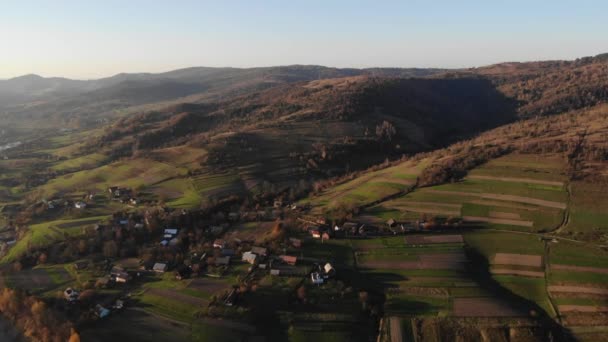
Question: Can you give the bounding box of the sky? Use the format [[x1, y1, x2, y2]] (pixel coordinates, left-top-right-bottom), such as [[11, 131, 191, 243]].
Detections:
[[0, 0, 606, 79]]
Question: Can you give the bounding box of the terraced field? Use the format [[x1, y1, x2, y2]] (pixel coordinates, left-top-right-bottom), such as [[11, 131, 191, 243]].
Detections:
[[547, 241, 608, 341], [355, 235, 527, 319], [463, 230, 555, 317], [366, 153, 568, 232], [304, 158, 430, 216]]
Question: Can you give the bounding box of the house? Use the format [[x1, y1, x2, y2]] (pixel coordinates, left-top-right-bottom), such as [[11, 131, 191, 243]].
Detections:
[[153, 263, 168, 273], [213, 239, 226, 249], [279, 255, 297, 266], [74, 201, 87, 209], [215, 256, 230, 266], [289, 238, 302, 248], [242, 251, 257, 264], [112, 300, 124, 310], [129, 198, 139, 205], [164, 228, 179, 236], [134, 223, 144, 229], [64, 288, 80, 302], [251, 246, 267, 256], [270, 269, 280, 276], [311, 272, 323, 285], [114, 271, 130, 283], [324, 263, 335, 277], [95, 304, 110, 318]]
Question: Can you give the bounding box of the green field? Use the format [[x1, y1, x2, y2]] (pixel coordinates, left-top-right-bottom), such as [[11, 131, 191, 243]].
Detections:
[[2, 215, 108, 262], [362, 153, 568, 232], [303, 158, 429, 216]]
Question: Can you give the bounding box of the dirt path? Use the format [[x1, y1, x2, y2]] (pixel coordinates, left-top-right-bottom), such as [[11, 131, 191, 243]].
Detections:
[[468, 175, 564, 187], [493, 253, 542, 267], [552, 264, 608, 274], [424, 190, 566, 209], [549, 286, 608, 295], [552, 182, 572, 234], [389, 316, 402, 342], [558, 305, 608, 313], [463, 215, 534, 227]]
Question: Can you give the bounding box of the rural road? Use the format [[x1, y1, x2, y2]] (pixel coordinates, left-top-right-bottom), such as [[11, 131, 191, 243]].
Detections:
[[389, 317, 403, 342]]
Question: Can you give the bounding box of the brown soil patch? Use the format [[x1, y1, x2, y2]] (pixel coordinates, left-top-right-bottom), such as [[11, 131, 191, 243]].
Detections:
[[489, 211, 521, 220], [493, 253, 543, 267], [549, 286, 608, 295], [559, 305, 608, 313], [406, 234, 463, 244], [56, 218, 102, 229], [362, 253, 466, 270], [427, 190, 566, 209], [147, 288, 207, 306], [419, 253, 467, 269], [490, 269, 545, 277], [552, 264, 608, 275], [479, 194, 566, 209], [463, 216, 534, 227], [453, 297, 523, 317], [187, 278, 228, 294], [360, 260, 420, 270], [468, 175, 564, 187]]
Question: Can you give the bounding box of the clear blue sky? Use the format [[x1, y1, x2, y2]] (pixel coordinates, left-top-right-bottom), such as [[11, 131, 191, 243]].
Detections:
[[1, 0, 606, 79]]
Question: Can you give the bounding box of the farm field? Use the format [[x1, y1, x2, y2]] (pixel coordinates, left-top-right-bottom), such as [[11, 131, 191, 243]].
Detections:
[[1, 215, 108, 263], [365, 153, 568, 232], [463, 230, 555, 317], [546, 240, 608, 337], [303, 158, 430, 216], [562, 181, 608, 239], [353, 235, 528, 318]]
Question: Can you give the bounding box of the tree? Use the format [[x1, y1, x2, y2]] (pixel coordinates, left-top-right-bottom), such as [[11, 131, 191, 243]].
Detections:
[[103, 240, 118, 258], [375, 120, 397, 142]]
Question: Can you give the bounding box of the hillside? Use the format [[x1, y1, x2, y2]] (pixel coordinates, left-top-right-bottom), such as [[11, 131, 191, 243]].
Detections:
[[301, 104, 608, 341], [0, 66, 444, 130], [1, 56, 608, 342]]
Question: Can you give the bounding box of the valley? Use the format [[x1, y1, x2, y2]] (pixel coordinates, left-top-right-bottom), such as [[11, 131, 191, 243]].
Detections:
[[0, 56, 607, 342]]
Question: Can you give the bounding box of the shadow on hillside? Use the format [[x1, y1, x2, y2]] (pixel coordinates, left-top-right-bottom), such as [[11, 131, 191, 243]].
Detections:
[[464, 247, 574, 341]]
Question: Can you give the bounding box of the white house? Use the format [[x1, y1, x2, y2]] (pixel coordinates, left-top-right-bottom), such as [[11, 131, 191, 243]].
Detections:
[[74, 201, 87, 209]]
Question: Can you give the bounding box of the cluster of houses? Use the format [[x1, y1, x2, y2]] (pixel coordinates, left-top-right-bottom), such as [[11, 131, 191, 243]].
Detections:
[[305, 217, 445, 241], [311, 262, 335, 285], [107, 186, 139, 205], [160, 228, 180, 247]]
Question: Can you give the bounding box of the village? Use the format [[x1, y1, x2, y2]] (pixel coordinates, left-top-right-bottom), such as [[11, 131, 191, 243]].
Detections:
[[0, 182, 459, 328]]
